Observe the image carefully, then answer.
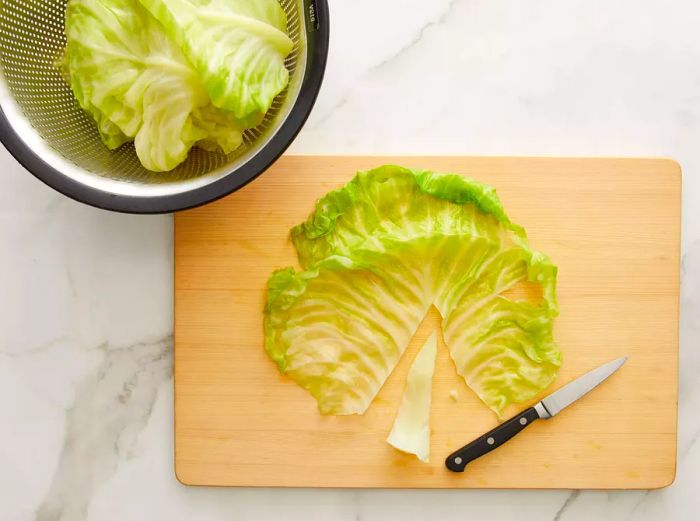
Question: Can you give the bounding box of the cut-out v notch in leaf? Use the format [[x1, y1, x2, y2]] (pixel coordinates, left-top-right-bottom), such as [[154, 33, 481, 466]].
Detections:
[[264, 166, 561, 417]]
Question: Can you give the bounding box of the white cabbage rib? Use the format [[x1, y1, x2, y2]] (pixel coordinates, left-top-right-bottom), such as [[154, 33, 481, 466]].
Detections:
[[387, 333, 438, 462]]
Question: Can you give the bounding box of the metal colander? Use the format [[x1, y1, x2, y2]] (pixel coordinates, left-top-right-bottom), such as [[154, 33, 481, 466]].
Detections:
[[0, 0, 328, 212]]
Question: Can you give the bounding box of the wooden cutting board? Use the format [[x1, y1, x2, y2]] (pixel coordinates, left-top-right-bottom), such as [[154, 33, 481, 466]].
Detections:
[[174, 156, 680, 489]]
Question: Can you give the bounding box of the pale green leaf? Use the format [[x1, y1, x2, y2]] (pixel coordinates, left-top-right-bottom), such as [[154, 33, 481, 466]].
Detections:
[[264, 166, 560, 417]]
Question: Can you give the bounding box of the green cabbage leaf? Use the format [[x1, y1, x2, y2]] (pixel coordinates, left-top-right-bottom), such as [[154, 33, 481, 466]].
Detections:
[[138, 0, 293, 126], [264, 166, 561, 416], [62, 0, 291, 171]]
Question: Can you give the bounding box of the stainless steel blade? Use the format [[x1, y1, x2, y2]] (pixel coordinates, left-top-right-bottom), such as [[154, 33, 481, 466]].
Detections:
[[534, 356, 627, 419]]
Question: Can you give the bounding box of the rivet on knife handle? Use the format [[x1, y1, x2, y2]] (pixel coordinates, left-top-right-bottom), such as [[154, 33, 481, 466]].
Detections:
[[445, 406, 540, 472]]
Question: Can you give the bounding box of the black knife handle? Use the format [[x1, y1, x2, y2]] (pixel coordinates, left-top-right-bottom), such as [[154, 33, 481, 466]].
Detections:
[[445, 407, 540, 472]]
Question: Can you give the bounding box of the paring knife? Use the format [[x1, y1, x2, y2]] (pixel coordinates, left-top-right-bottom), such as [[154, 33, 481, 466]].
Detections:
[[445, 356, 627, 472]]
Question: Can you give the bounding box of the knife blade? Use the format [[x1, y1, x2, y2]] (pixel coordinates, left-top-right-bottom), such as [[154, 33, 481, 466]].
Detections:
[[445, 356, 627, 472]]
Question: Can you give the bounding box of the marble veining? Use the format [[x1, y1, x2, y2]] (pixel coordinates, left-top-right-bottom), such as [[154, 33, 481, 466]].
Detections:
[[35, 338, 171, 521], [2, 0, 700, 520]]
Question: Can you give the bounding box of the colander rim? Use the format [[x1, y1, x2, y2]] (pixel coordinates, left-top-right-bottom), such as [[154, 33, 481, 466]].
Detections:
[[0, 0, 329, 214]]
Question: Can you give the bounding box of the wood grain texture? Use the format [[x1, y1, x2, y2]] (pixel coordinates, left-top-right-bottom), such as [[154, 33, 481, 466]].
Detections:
[[174, 156, 680, 489]]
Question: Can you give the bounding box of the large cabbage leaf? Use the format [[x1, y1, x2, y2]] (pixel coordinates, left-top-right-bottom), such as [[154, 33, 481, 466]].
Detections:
[[265, 252, 431, 415], [386, 333, 437, 462], [58, 50, 130, 149], [264, 166, 560, 416], [64, 0, 244, 171], [138, 0, 294, 126]]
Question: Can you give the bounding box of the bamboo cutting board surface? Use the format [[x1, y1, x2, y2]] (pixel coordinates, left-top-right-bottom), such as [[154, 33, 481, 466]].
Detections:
[[174, 156, 680, 489]]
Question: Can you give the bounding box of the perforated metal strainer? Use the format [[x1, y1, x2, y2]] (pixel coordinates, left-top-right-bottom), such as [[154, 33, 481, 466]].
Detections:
[[0, 0, 328, 213]]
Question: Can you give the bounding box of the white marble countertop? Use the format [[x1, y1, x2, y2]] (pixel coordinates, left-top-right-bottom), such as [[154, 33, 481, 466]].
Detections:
[[1, 1, 699, 519]]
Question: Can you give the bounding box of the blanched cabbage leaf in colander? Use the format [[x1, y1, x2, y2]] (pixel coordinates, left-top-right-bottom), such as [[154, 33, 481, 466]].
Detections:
[[64, 0, 244, 171], [62, 0, 292, 171], [138, 0, 294, 126], [264, 166, 561, 417]]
